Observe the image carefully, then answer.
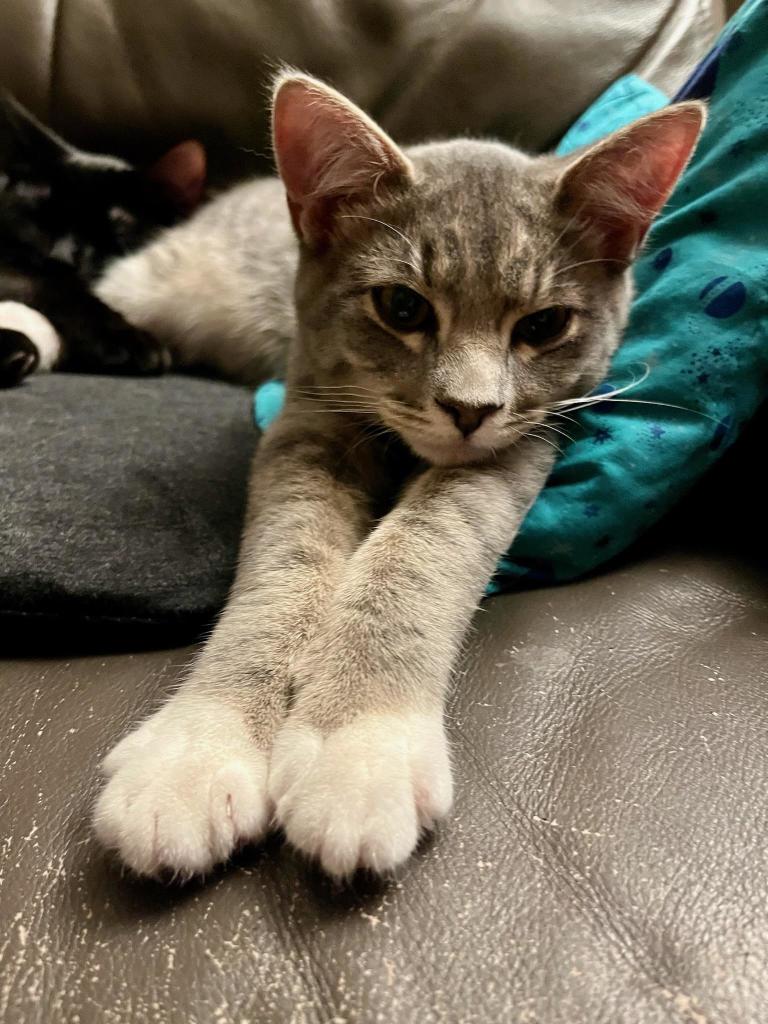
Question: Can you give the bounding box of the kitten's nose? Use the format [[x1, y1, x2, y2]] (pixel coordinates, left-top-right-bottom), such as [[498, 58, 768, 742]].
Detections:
[[436, 399, 502, 437]]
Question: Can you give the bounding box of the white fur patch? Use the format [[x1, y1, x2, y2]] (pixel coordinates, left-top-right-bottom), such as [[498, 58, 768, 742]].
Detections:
[[269, 710, 453, 877], [0, 301, 61, 370], [94, 700, 271, 877]]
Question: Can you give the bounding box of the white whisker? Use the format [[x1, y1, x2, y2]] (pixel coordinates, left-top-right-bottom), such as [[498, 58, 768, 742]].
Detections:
[[545, 409, 582, 429], [540, 209, 583, 264], [552, 364, 651, 407], [296, 386, 416, 415], [296, 403, 378, 411], [337, 215, 419, 253], [388, 257, 423, 276], [297, 384, 378, 392], [569, 396, 722, 424], [527, 430, 564, 454], [552, 257, 627, 278], [513, 417, 574, 444], [342, 421, 396, 459]]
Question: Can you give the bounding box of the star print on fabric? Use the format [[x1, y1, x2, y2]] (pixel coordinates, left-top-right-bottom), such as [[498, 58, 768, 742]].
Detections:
[[593, 427, 613, 444]]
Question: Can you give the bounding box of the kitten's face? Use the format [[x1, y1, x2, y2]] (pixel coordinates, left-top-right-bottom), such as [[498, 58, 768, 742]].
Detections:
[[274, 74, 703, 467], [295, 141, 631, 466]]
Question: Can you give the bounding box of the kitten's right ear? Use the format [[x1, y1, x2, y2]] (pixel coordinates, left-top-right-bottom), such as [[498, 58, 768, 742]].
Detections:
[[271, 72, 412, 247]]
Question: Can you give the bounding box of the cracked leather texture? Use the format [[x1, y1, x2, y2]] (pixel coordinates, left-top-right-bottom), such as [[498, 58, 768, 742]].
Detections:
[[1, 487, 766, 1023]]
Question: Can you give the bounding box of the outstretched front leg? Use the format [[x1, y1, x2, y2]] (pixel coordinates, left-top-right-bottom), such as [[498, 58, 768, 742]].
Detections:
[[0, 268, 168, 387], [270, 435, 555, 877], [93, 413, 372, 877]]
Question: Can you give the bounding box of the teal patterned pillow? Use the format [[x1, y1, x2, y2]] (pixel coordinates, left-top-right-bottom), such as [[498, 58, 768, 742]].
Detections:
[[493, 0, 768, 588]]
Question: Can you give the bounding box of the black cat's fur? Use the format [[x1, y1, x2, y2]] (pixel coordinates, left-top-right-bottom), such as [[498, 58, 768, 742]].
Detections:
[[0, 94, 205, 386]]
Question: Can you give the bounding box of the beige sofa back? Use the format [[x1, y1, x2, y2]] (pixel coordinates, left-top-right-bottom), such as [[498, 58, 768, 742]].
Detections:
[[1, 0, 725, 179]]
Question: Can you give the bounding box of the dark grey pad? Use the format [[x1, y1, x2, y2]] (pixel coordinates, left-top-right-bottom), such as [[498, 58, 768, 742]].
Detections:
[[0, 374, 255, 644]]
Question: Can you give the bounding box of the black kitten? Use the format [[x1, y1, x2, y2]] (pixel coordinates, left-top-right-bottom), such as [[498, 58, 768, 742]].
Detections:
[[0, 94, 205, 387]]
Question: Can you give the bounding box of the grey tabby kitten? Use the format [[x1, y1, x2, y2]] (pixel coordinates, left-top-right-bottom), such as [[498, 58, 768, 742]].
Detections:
[[93, 74, 704, 879]]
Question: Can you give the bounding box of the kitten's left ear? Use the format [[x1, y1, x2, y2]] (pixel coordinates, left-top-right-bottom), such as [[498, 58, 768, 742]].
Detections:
[[147, 140, 207, 213], [272, 72, 413, 246], [556, 101, 706, 262]]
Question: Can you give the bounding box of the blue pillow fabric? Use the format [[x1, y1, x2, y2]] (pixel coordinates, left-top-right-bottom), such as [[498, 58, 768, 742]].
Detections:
[[493, 0, 768, 589]]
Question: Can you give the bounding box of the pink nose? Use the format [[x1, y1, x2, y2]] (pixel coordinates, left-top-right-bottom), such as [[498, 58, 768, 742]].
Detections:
[[436, 400, 502, 437]]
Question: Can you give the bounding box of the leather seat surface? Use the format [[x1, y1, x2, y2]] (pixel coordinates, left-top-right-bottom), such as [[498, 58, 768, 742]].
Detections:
[[1, 538, 765, 1024]]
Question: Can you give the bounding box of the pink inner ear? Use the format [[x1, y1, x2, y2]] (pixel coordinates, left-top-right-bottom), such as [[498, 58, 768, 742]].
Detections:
[[272, 76, 410, 244], [148, 140, 207, 213], [561, 104, 704, 259], [273, 86, 333, 235]]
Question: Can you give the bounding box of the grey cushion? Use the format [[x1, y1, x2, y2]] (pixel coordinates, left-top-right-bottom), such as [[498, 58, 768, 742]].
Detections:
[[0, 373, 255, 644]]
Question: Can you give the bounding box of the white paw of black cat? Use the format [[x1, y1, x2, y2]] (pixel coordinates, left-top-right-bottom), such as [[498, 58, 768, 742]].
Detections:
[[0, 301, 62, 385], [94, 700, 270, 878], [0, 328, 39, 387], [269, 711, 453, 878]]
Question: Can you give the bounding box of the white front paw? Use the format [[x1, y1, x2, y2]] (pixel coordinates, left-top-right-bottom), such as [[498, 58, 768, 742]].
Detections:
[[94, 701, 270, 878], [269, 711, 452, 878]]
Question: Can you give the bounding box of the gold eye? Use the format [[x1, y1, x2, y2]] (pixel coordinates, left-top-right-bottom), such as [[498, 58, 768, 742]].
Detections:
[[512, 306, 572, 347], [372, 285, 436, 333]]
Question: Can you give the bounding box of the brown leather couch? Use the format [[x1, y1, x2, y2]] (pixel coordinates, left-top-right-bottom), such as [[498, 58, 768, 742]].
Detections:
[[4, 3, 766, 1022], [2, 418, 766, 1023]]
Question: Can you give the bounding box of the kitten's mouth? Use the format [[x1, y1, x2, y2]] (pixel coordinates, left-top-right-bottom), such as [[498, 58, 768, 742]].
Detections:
[[399, 432, 499, 468]]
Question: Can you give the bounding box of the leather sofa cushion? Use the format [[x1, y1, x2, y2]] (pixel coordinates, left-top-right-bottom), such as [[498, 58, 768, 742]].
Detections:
[[0, 534, 765, 1022], [0, 0, 724, 180]]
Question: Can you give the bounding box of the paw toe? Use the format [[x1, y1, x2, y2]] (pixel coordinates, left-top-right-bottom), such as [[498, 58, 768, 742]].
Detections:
[[272, 711, 452, 878], [94, 704, 271, 878]]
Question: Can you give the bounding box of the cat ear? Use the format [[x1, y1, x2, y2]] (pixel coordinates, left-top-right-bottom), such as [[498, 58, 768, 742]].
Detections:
[[147, 140, 207, 213], [0, 91, 70, 167], [271, 72, 413, 245], [555, 102, 706, 262]]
